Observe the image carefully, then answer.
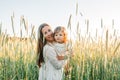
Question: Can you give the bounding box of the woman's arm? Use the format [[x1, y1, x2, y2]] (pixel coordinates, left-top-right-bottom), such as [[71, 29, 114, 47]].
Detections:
[[45, 46, 66, 70]]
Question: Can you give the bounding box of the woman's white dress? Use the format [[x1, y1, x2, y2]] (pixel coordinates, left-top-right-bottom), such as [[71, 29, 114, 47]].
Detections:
[[38, 42, 66, 80]]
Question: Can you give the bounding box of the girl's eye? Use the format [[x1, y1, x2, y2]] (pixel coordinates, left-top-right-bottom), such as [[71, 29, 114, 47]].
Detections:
[[59, 34, 62, 36]]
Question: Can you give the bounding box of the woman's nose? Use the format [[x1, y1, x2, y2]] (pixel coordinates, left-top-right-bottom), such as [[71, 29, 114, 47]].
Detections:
[[48, 31, 53, 36]]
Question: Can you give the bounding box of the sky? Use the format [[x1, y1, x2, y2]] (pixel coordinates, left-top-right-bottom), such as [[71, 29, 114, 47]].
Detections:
[[0, 0, 120, 39]]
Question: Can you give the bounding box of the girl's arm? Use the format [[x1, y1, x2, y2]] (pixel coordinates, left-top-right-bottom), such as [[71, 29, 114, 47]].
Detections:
[[57, 50, 74, 60]]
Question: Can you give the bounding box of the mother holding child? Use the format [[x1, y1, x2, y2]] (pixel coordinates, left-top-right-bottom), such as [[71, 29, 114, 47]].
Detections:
[[37, 23, 73, 80]]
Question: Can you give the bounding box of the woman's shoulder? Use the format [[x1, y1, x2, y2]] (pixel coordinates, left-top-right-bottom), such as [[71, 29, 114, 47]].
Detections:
[[44, 43, 54, 51], [43, 43, 57, 56]]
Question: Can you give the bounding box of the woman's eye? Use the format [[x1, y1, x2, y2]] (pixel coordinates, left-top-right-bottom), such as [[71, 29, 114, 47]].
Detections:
[[48, 29, 51, 32], [44, 32, 47, 34]]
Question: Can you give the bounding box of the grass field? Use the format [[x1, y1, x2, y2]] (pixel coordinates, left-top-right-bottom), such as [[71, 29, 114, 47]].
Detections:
[[0, 7, 120, 80]]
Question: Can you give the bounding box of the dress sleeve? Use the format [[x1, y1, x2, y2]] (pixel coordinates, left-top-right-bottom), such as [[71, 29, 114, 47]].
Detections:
[[45, 46, 65, 70]]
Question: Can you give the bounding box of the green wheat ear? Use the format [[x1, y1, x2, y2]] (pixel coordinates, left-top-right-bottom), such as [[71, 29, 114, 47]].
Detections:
[[11, 12, 15, 36]]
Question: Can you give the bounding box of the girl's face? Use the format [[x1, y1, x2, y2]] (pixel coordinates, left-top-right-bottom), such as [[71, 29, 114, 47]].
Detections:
[[42, 26, 54, 42], [54, 31, 65, 43]]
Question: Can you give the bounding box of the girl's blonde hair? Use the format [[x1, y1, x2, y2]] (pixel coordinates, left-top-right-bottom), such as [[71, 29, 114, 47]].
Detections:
[[54, 26, 67, 43]]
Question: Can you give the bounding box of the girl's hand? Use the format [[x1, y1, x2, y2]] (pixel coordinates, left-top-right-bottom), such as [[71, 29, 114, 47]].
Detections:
[[57, 55, 64, 60], [57, 55, 68, 60]]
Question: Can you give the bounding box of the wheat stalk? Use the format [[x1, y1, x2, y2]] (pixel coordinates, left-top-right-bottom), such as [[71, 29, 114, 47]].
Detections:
[[96, 28, 98, 38], [20, 16, 23, 38], [101, 18, 103, 28], [1, 29, 7, 46], [112, 19, 114, 28], [106, 30, 108, 52], [113, 42, 120, 56], [20, 15, 28, 36], [31, 25, 36, 40], [23, 17, 28, 35], [76, 22, 79, 35], [67, 14, 72, 30], [0, 22, 2, 35], [11, 13, 15, 36], [76, 2, 78, 16], [86, 19, 89, 34]]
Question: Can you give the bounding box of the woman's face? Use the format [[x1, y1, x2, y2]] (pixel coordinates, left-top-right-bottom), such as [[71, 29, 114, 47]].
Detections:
[[42, 26, 54, 42]]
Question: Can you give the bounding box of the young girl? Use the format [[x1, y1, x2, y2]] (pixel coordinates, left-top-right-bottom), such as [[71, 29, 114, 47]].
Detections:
[[54, 26, 70, 59], [53, 26, 73, 77]]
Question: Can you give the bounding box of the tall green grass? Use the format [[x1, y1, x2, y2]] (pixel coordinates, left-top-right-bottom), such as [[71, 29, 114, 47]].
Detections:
[[0, 16, 39, 80], [63, 2, 120, 80]]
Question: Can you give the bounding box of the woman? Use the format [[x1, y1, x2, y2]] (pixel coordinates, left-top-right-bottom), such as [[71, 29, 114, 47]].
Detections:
[[37, 23, 66, 80]]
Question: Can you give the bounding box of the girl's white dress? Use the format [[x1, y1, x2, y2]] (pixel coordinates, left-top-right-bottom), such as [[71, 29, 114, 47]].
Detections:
[[54, 43, 67, 56], [38, 42, 66, 80]]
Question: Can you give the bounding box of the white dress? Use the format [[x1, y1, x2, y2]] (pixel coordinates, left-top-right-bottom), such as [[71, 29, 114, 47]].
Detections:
[[38, 42, 66, 80]]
